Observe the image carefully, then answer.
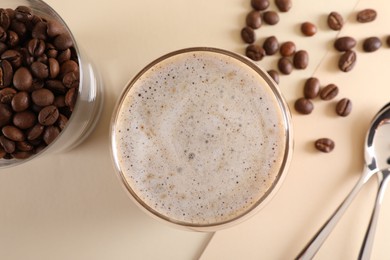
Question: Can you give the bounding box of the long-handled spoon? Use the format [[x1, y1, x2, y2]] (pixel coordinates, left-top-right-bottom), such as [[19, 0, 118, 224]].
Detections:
[[296, 103, 390, 260], [359, 112, 390, 260]]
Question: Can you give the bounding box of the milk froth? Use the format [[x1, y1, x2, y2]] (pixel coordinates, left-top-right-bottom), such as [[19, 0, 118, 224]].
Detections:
[[112, 48, 290, 227]]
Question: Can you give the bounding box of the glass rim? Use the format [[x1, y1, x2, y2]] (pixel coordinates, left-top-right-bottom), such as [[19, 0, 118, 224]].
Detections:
[[110, 47, 293, 231]]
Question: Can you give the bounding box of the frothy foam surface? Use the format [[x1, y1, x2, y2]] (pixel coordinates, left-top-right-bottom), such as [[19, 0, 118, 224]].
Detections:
[[113, 50, 288, 226]]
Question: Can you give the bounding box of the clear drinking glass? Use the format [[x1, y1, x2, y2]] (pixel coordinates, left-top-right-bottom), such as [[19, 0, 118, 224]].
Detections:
[[0, 0, 103, 168], [111, 47, 293, 231]]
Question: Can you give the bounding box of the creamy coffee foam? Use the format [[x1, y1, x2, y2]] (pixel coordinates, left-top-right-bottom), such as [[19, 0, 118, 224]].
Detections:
[[113, 50, 288, 226]]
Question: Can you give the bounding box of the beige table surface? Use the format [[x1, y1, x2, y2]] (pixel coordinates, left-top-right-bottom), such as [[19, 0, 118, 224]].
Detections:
[[1, 0, 390, 259]]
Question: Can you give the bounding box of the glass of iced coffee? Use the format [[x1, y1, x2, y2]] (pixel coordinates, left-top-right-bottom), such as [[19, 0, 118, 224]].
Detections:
[[110, 47, 293, 231]]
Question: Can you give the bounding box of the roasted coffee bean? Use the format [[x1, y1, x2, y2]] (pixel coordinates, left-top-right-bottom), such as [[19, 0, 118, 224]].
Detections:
[[1, 49, 22, 68], [2, 125, 25, 142], [31, 88, 54, 107], [315, 138, 335, 153], [0, 87, 16, 104], [16, 141, 34, 152], [251, 0, 269, 10], [63, 72, 79, 89], [0, 135, 15, 153], [56, 114, 68, 130], [267, 70, 280, 84], [275, 0, 292, 12], [336, 98, 352, 117], [13, 67, 33, 91], [32, 79, 44, 90], [245, 44, 265, 61], [30, 61, 49, 79], [263, 11, 279, 25], [294, 98, 314, 115], [27, 123, 44, 141], [0, 60, 13, 87], [263, 36, 279, 55], [320, 84, 339, 100], [363, 37, 382, 52], [0, 42, 7, 55], [15, 6, 33, 22], [46, 43, 58, 58], [65, 87, 78, 110], [303, 77, 320, 99], [7, 30, 19, 47], [301, 22, 317, 36], [10, 20, 27, 39], [36, 54, 48, 64], [246, 10, 262, 29], [38, 105, 59, 126], [334, 36, 356, 52], [46, 20, 66, 38], [338, 50, 356, 72], [0, 103, 12, 127], [32, 21, 48, 40], [0, 8, 11, 30], [327, 12, 343, 30], [13, 111, 36, 129], [57, 48, 71, 63], [0, 146, 5, 158], [280, 41, 296, 57], [27, 38, 45, 57], [43, 125, 60, 145], [278, 57, 293, 75], [357, 9, 377, 23], [11, 91, 30, 112], [241, 26, 255, 44], [293, 50, 309, 69], [53, 33, 73, 51], [60, 60, 79, 77]]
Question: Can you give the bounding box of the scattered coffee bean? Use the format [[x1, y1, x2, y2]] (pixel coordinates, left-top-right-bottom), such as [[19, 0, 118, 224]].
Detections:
[[241, 26, 255, 44], [294, 97, 314, 114], [246, 10, 262, 29], [16, 141, 34, 152], [13, 67, 33, 91], [320, 84, 339, 100], [334, 36, 356, 52], [0, 103, 12, 127], [0, 60, 13, 87], [327, 12, 344, 30], [303, 77, 320, 99], [31, 88, 55, 107], [301, 22, 317, 36], [0, 87, 16, 104], [263, 11, 279, 25], [263, 36, 279, 55], [338, 50, 356, 72], [13, 111, 36, 129], [357, 9, 377, 23], [363, 37, 382, 52], [275, 0, 292, 12], [336, 98, 352, 117], [251, 0, 269, 10], [315, 138, 335, 153], [27, 123, 44, 141], [65, 88, 78, 111], [278, 57, 293, 75], [267, 70, 280, 84], [246, 44, 266, 61], [53, 33, 73, 51], [293, 50, 309, 69], [280, 41, 296, 57]]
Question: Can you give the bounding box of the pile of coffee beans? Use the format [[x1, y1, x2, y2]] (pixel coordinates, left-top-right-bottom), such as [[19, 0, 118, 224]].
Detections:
[[0, 6, 79, 160], [239, 2, 385, 153]]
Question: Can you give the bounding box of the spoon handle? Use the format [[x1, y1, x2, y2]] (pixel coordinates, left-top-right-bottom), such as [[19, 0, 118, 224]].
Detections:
[[358, 169, 390, 260], [296, 171, 373, 260]]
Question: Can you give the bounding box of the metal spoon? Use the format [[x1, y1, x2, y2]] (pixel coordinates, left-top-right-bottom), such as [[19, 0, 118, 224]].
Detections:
[[359, 110, 390, 260], [296, 103, 390, 260]]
